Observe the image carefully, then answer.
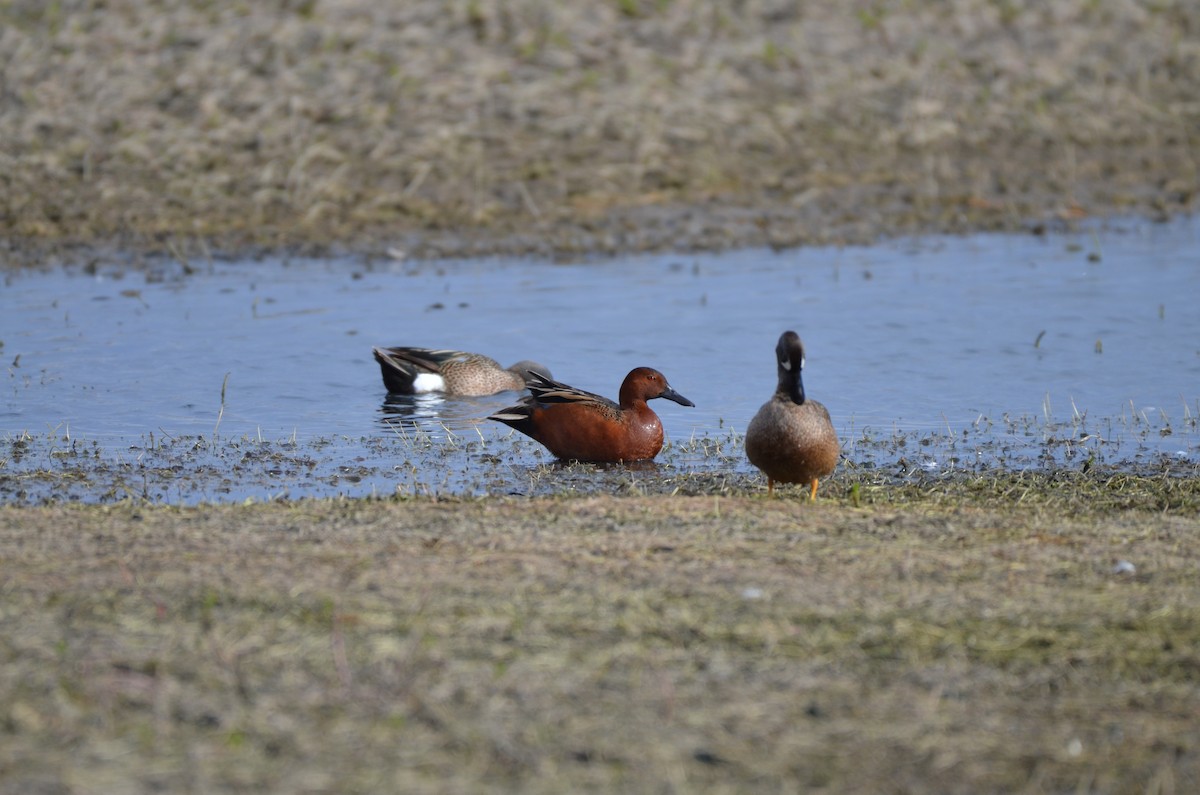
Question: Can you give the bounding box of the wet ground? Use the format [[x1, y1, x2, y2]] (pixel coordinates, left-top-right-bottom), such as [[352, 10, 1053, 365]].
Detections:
[[4, 216, 1197, 504]]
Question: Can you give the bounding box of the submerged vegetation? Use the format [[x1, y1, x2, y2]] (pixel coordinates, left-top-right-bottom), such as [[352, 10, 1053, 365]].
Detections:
[[3, 410, 1197, 507]]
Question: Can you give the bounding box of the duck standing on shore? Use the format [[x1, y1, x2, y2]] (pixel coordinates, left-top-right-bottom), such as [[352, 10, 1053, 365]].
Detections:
[[745, 331, 839, 499]]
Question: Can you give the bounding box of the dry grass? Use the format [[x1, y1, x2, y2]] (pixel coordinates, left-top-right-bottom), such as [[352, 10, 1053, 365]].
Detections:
[[1, 0, 1197, 261], [2, 494, 1198, 793]]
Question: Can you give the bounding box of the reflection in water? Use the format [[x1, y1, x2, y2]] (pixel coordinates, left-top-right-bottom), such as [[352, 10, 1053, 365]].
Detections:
[[549, 458, 660, 472], [379, 392, 447, 431], [378, 392, 508, 440]]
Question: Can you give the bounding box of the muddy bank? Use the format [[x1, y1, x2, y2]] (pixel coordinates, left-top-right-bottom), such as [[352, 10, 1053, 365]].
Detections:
[[2, 1, 1197, 265]]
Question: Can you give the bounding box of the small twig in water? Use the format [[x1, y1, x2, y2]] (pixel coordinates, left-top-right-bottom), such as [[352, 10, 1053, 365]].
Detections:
[[166, 238, 191, 272], [1088, 228, 1103, 262], [214, 372, 230, 438]]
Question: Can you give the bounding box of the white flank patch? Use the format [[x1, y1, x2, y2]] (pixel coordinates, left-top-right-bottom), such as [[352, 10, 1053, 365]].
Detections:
[[412, 373, 445, 393]]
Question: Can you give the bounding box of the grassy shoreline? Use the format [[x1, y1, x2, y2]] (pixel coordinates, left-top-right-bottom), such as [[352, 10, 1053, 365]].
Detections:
[[2, 495, 1198, 792]]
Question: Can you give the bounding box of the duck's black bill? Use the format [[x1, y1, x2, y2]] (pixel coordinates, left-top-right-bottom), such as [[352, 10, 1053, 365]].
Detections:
[[660, 386, 695, 408]]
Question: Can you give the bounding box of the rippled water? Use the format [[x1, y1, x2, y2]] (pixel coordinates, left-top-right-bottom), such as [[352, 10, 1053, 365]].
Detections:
[[3, 216, 1198, 502]]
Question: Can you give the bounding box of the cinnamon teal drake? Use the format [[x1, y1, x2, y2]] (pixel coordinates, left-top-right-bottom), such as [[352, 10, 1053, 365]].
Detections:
[[372, 346, 552, 396], [745, 331, 839, 499], [489, 367, 695, 463]]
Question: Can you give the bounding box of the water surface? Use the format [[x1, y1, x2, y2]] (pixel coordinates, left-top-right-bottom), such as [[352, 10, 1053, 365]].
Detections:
[[3, 217, 1198, 502]]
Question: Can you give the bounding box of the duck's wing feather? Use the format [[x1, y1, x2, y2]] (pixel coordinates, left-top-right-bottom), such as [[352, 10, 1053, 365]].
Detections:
[[375, 347, 480, 373], [524, 371, 619, 411]]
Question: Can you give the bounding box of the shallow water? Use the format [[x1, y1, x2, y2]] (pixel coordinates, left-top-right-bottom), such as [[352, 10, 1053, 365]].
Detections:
[[3, 216, 1198, 503]]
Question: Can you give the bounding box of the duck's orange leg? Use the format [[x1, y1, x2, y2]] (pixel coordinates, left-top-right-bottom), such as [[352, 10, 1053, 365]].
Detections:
[[809, 479, 819, 501]]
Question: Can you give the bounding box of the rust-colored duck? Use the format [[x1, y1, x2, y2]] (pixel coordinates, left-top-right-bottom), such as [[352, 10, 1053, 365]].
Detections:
[[489, 368, 694, 462]]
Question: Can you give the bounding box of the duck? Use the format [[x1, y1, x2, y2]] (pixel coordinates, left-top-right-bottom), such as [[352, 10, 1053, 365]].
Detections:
[[372, 346, 552, 396], [745, 330, 839, 498], [489, 367, 694, 462]]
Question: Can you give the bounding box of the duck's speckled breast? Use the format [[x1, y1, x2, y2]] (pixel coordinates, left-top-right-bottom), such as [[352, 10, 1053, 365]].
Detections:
[[745, 397, 839, 484]]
